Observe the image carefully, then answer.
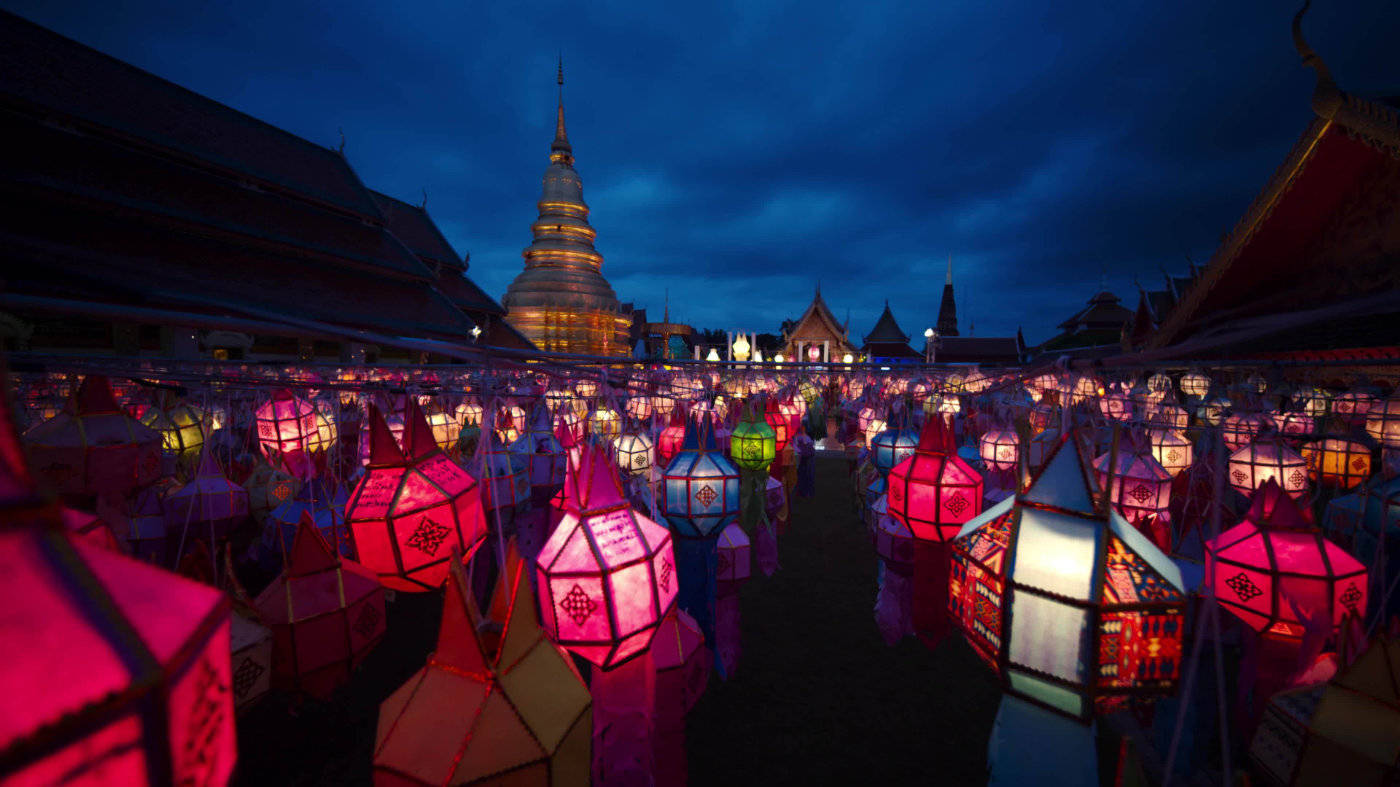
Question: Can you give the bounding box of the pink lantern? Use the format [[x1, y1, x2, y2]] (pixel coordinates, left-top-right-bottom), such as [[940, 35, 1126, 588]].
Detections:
[[979, 428, 1021, 473], [651, 607, 709, 787], [254, 388, 318, 458], [1092, 447, 1172, 525], [1332, 391, 1374, 428], [1146, 403, 1190, 432], [1366, 398, 1400, 448], [164, 451, 250, 542], [1228, 439, 1310, 501], [715, 522, 750, 678], [1221, 413, 1268, 452], [1098, 393, 1132, 422], [345, 402, 488, 592], [254, 513, 386, 698], [535, 446, 678, 669], [887, 416, 984, 542], [1206, 480, 1367, 639], [23, 375, 162, 498]]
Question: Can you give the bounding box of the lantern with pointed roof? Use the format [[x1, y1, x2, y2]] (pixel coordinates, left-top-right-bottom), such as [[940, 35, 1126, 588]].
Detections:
[[949, 434, 1187, 720], [345, 401, 488, 592], [253, 512, 386, 699], [266, 478, 352, 561], [478, 434, 530, 513], [1206, 479, 1366, 639], [535, 445, 678, 669], [374, 543, 591, 786], [886, 415, 983, 542], [1092, 441, 1173, 525], [729, 402, 776, 473], [663, 417, 741, 539], [164, 451, 250, 541], [0, 378, 236, 785], [23, 374, 163, 498], [512, 405, 568, 495], [1228, 437, 1310, 501]]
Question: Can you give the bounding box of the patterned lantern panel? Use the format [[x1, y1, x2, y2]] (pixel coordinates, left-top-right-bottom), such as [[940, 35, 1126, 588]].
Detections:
[[255, 389, 318, 458], [949, 435, 1187, 720], [887, 419, 983, 542], [1302, 437, 1372, 490], [1149, 430, 1193, 478], [140, 401, 206, 465], [1092, 450, 1172, 525], [1221, 413, 1267, 452], [1228, 440, 1310, 501], [978, 429, 1020, 473], [614, 432, 656, 476], [23, 375, 163, 497], [764, 402, 793, 454], [663, 428, 741, 539], [346, 406, 488, 592], [729, 415, 776, 472], [1332, 392, 1374, 428], [164, 452, 250, 541], [1147, 404, 1190, 432], [535, 452, 678, 669], [1098, 394, 1132, 422], [1365, 398, 1400, 448], [871, 428, 918, 476], [1180, 372, 1211, 399], [587, 408, 621, 441], [1206, 481, 1367, 639], [478, 445, 530, 512], [255, 516, 386, 699], [513, 426, 568, 491], [267, 479, 353, 561]]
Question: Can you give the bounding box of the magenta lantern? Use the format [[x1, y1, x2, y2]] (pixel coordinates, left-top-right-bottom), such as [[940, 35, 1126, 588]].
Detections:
[[887, 415, 984, 542], [255, 388, 318, 459]]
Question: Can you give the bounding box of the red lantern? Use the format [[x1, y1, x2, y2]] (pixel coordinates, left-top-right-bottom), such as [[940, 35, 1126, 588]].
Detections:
[[255, 388, 318, 458], [1206, 480, 1367, 639], [254, 513, 385, 698], [764, 397, 792, 454], [345, 402, 488, 592], [23, 375, 162, 498], [535, 446, 678, 669], [886, 415, 984, 542]]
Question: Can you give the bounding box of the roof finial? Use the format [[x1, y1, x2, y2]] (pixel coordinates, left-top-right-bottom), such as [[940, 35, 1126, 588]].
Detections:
[[945, 253, 953, 286], [337, 127, 346, 155], [420, 188, 428, 210], [1292, 1, 1335, 90], [550, 54, 572, 164], [663, 288, 670, 324]]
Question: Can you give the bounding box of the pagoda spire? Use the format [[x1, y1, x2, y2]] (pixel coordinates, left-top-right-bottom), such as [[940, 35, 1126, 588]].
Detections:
[[945, 253, 953, 285], [551, 55, 572, 165], [937, 253, 959, 337]]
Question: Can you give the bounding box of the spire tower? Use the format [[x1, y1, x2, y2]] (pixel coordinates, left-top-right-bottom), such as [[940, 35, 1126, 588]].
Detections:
[[936, 253, 959, 337]]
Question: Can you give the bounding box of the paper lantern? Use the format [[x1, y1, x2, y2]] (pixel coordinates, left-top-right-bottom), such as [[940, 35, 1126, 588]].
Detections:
[[1149, 429, 1193, 478], [716, 522, 751, 584], [254, 513, 386, 699], [873, 503, 916, 573], [587, 407, 622, 441], [1206, 480, 1367, 639], [140, 400, 206, 465], [663, 419, 741, 539], [1294, 387, 1331, 418], [513, 409, 569, 493], [1092, 447, 1172, 525], [948, 434, 1187, 720], [555, 408, 585, 445], [1275, 411, 1317, 441], [456, 398, 484, 427], [535, 447, 678, 668], [1098, 393, 1132, 422], [478, 438, 530, 512], [979, 428, 1021, 473], [305, 410, 338, 454], [267, 479, 352, 560], [886, 416, 983, 542], [255, 388, 317, 458], [652, 606, 709, 714], [1195, 394, 1230, 426], [426, 408, 462, 452], [124, 482, 171, 562], [1302, 437, 1372, 490], [1228, 439, 1310, 501], [763, 398, 793, 454], [1365, 398, 1400, 449], [614, 431, 656, 476], [1332, 391, 1374, 428], [1146, 403, 1189, 432], [870, 425, 918, 478], [626, 396, 653, 423], [23, 375, 162, 497], [164, 452, 250, 542], [729, 406, 776, 473], [230, 609, 273, 714], [0, 393, 236, 785], [576, 379, 599, 399], [1180, 371, 1210, 399], [345, 402, 488, 592], [374, 543, 591, 786], [1221, 413, 1268, 452]]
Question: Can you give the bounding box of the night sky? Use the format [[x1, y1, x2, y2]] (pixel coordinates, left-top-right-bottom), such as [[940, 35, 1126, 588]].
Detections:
[[6, 1, 1396, 345]]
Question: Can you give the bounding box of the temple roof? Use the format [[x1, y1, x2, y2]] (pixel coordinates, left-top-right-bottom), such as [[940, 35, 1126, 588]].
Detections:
[[1055, 291, 1134, 333], [370, 190, 467, 273], [863, 301, 910, 345], [0, 10, 488, 344], [785, 285, 854, 349]]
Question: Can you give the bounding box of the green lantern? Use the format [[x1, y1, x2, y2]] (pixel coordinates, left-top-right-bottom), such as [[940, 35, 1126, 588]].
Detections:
[[729, 402, 776, 472]]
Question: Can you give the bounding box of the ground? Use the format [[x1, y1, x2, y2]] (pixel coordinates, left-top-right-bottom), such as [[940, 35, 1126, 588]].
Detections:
[[233, 456, 1002, 785]]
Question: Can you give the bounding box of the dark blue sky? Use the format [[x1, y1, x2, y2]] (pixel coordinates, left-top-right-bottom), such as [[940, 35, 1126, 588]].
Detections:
[[6, 0, 1396, 345]]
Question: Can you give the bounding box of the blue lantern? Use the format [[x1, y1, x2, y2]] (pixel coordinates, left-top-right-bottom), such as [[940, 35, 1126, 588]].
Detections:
[[662, 417, 740, 539]]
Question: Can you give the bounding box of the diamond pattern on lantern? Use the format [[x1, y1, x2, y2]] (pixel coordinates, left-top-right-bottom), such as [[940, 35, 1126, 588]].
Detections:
[[1352, 456, 1368, 471], [1232, 469, 1249, 485], [1127, 484, 1154, 504], [695, 484, 717, 507], [1288, 468, 1306, 489], [945, 493, 968, 516], [659, 558, 674, 592], [633, 453, 648, 468], [1166, 449, 1181, 463], [741, 442, 761, 461], [560, 583, 597, 626], [233, 657, 265, 699], [1340, 583, 1363, 612], [405, 516, 451, 556], [353, 603, 381, 639], [1226, 572, 1263, 603]]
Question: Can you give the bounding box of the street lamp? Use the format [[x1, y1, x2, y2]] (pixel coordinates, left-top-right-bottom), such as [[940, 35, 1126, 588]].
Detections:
[[923, 328, 937, 364]]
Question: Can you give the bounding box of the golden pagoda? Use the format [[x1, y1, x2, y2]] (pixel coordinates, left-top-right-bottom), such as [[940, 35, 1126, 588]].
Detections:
[[502, 61, 629, 356]]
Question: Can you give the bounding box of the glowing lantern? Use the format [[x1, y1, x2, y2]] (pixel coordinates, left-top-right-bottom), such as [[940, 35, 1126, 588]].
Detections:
[[806, 344, 821, 362], [626, 396, 653, 422], [1092, 446, 1172, 525], [1365, 398, 1400, 448], [477, 438, 530, 513], [1228, 439, 1310, 501], [1070, 375, 1100, 405], [535, 447, 678, 668], [1294, 387, 1331, 418], [244, 461, 302, 526], [512, 409, 568, 496], [140, 400, 206, 465], [1195, 393, 1230, 426], [253, 513, 386, 699], [164, 452, 250, 541], [1301, 437, 1371, 490], [949, 434, 1187, 720], [886, 416, 983, 542], [426, 409, 462, 452], [1149, 429, 1193, 478], [23, 375, 162, 498], [663, 419, 741, 538], [1206, 480, 1366, 639], [544, 388, 573, 414], [656, 411, 687, 466], [345, 403, 488, 592], [374, 544, 591, 786], [555, 408, 585, 445], [1222, 413, 1268, 452], [1332, 391, 1374, 428], [0, 391, 236, 785], [729, 406, 776, 472], [1275, 411, 1317, 441], [1147, 373, 1173, 394], [614, 431, 656, 475], [575, 379, 598, 399], [1180, 371, 1211, 399], [455, 398, 484, 427], [979, 428, 1021, 473], [870, 424, 918, 477], [1147, 403, 1189, 432], [306, 411, 338, 454], [267, 479, 352, 560], [588, 407, 622, 441], [1098, 393, 1132, 422], [254, 388, 317, 458], [763, 397, 794, 454]]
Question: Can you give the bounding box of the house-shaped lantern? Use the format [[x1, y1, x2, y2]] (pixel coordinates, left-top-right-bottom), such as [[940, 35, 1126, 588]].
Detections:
[[23, 374, 162, 498]]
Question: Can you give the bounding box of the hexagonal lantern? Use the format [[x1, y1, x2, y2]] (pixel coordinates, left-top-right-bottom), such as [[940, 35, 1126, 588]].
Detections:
[[254, 388, 318, 459], [1206, 479, 1367, 640], [662, 418, 740, 539], [729, 403, 776, 473], [1229, 438, 1310, 501], [871, 421, 918, 478], [1302, 436, 1372, 490], [886, 415, 983, 543], [23, 374, 162, 499], [1149, 429, 1193, 478], [535, 446, 678, 669], [949, 433, 1187, 721], [979, 428, 1021, 473], [1092, 445, 1172, 526]]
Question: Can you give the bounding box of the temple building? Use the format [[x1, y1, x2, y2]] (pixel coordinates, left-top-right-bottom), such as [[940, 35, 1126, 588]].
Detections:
[[862, 302, 921, 364], [0, 10, 530, 363], [502, 64, 630, 357], [925, 257, 1024, 365], [1123, 6, 1400, 373], [936, 255, 959, 336], [781, 285, 859, 363], [1030, 287, 1135, 360]]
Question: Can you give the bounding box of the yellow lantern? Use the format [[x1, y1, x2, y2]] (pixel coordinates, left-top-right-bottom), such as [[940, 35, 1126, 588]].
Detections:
[[587, 407, 621, 440], [1180, 371, 1211, 399], [140, 401, 206, 464], [1302, 437, 1371, 489], [1149, 429, 1193, 477]]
